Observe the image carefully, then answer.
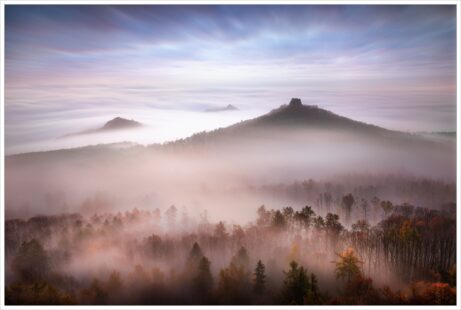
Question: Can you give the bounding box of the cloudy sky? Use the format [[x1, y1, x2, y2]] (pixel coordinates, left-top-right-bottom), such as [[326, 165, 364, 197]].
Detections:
[[5, 5, 457, 154]]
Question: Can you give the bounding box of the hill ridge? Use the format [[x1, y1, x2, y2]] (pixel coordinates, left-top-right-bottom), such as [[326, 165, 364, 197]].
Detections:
[[62, 117, 142, 138]]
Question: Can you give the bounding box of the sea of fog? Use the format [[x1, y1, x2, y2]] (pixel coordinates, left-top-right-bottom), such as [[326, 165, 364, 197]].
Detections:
[[4, 109, 264, 155], [5, 86, 456, 155]]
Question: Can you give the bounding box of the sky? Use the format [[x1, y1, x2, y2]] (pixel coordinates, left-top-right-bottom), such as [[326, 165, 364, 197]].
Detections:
[[4, 5, 457, 154]]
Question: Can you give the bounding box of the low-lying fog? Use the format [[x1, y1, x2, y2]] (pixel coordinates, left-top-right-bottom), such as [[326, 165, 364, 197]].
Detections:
[[6, 88, 456, 155], [5, 127, 456, 222], [5, 108, 263, 155]]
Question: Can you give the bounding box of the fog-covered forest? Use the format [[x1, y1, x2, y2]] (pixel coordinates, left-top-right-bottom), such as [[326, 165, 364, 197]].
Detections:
[[5, 175, 456, 305], [4, 3, 458, 307], [4, 101, 457, 306]]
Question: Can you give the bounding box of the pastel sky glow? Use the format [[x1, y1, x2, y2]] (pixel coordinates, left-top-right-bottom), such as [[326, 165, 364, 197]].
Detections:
[[5, 5, 457, 154]]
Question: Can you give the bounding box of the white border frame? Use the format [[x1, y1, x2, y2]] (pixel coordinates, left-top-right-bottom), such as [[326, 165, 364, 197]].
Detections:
[[0, 0, 459, 309]]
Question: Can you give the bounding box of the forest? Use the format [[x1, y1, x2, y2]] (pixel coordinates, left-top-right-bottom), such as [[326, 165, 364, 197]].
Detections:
[[5, 181, 456, 305]]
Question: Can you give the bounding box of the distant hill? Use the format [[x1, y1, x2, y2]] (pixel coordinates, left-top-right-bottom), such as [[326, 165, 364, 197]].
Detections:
[[62, 117, 142, 138], [100, 117, 142, 130], [240, 98, 387, 132], [205, 104, 239, 112], [170, 98, 408, 147]]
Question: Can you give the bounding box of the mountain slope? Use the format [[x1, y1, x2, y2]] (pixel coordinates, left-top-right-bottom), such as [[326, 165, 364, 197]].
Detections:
[[247, 98, 386, 132], [168, 98, 408, 147]]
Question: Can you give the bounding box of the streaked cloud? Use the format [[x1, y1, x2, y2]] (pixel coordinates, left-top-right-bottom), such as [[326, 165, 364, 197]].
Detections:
[[5, 5, 457, 153]]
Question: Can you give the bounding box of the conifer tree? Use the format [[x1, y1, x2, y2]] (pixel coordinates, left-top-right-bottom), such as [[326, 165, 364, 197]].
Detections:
[[193, 256, 213, 303], [253, 260, 266, 294]]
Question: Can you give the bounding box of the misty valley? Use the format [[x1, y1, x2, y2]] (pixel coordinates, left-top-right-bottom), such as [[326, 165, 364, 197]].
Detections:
[[4, 99, 456, 305]]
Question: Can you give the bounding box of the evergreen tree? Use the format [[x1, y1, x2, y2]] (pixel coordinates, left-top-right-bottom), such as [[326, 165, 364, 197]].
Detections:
[[253, 260, 266, 294], [231, 246, 250, 269], [305, 273, 321, 304], [280, 261, 310, 305], [217, 262, 251, 304], [193, 256, 214, 303], [186, 242, 204, 278], [188, 242, 203, 263]]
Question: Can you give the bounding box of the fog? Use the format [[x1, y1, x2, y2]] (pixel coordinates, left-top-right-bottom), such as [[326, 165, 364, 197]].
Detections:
[[5, 116, 457, 305], [5, 127, 455, 221], [5, 88, 456, 155], [4, 3, 457, 305], [5, 198, 456, 305], [5, 108, 263, 155]]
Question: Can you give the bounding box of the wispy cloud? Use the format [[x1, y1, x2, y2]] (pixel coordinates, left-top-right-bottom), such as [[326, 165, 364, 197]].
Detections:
[[4, 5, 457, 153]]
